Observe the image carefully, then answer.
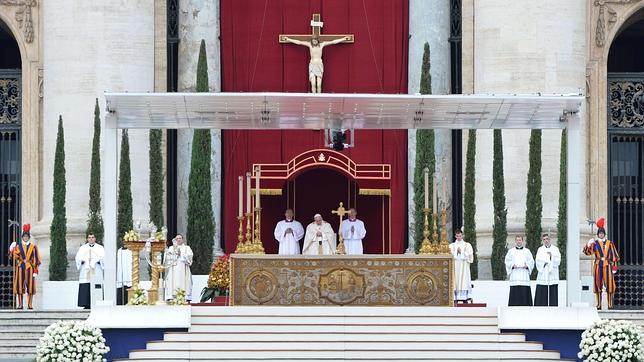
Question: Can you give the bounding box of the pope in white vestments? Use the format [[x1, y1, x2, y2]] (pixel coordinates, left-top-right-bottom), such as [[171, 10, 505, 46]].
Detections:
[[449, 230, 473, 302], [75, 234, 105, 309], [505, 235, 535, 306], [274, 209, 305, 255], [303, 214, 336, 255], [164, 234, 193, 301], [340, 208, 367, 255], [534, 234, 561, 306]]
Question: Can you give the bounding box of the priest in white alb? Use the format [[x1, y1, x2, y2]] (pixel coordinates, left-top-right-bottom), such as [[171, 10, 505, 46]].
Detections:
[[505, 235, 535, 306], [116, 245, 132, 305], [274, 209, 304, 255], [303, 214, 336, 255], [534, 233, 561, 306], [449, 229, 473, 302], [164, 234, 193, 302], [340, 208, 366, 255], [75, 233, 105, 309]]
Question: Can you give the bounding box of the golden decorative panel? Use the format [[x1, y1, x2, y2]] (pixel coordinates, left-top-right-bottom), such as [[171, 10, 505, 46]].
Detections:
[[230, 255, 453, 306]]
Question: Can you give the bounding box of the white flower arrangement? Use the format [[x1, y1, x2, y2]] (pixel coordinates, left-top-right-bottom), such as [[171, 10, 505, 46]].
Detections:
[[578, 319, 644, 362], [36, 320, 109, 362], [169, 288, 188, 305], [130, 287, 148, 306]]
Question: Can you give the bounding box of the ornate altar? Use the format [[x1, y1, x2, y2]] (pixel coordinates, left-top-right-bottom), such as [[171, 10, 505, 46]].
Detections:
[[230, 254, 453, 306], [123, 240, 166, 304]]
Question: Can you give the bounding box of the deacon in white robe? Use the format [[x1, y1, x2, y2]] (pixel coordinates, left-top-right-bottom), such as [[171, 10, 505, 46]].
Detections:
[[303, 214, 336, 255], [116, 247, 133, 305], [274, 209, 305, 255], [340, 208, 367, 255], [449, 230, 473, 302], [164, 234, 193, 301], [534, 234, 561, 306], [505, 235, 534, 306], [75, 233, 105, 309]]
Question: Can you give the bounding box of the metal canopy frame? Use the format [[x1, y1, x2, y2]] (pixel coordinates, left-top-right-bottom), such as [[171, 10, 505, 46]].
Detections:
[[101, 92, 583, 307]]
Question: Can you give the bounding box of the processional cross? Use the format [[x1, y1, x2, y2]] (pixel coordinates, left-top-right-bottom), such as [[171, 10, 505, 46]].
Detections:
[[279, 14, 354, 93], [332, 202, 348, 255]]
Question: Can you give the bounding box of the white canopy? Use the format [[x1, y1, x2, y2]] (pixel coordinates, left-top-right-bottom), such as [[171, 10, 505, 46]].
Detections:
[[104, 92, 583, 129], [101, 92, 583, 307]]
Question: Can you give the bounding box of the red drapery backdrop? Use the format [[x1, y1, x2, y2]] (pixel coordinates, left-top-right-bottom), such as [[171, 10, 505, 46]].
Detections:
[[220, 0, 409, 253]]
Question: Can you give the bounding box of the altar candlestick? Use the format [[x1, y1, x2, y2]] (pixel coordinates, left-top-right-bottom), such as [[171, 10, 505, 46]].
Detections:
[[238, 176, 243, 218], [432, 175, 437, 212], [255, 167, 260, 208], [246, 172, 251, 214], [423, 168, 429, 209], [442, 174, 446, 209]]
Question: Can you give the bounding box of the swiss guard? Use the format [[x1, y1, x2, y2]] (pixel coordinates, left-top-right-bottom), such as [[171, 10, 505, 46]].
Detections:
[[9, 224, 41, 309], [583, 217, 620, 310]]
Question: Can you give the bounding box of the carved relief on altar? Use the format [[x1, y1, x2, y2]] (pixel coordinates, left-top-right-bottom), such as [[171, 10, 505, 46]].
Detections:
[[230, 255, 453, 306]]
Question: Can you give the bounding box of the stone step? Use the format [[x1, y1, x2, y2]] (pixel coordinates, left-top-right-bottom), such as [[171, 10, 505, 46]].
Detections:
[[0, 311, 88, 319], [0, 334, 42, 340], [189, 323, 500, 334], [0, 318, 81, 326], [121, 359, 572, 362], [145, 341, 546, 351], [190, 306, 498, 317], [191, 315, 498, 325], [128, 349, 562, 360], [163, 332, 527, 343]]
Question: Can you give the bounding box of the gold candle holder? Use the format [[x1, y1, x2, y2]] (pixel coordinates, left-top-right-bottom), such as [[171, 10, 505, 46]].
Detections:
[[431, 212, 440, 255], [244, 212, 253, 252], [418, 208, 433, 255], [439, 208, 450, 254], [235, 216, 246, 253], [251, 207, 265, 254]]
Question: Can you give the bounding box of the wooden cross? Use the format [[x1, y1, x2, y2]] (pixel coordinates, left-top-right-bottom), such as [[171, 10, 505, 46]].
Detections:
[[279, 14, 354, 44]]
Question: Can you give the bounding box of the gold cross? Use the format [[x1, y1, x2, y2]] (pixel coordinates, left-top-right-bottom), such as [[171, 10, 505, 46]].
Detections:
[[279, 14, 354, 44], [332, 202, 347, 254]]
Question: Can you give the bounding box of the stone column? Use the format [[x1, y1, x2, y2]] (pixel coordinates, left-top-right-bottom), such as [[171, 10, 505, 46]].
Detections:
[[407, 0, 452, 253], [177, 0, 223, 255]]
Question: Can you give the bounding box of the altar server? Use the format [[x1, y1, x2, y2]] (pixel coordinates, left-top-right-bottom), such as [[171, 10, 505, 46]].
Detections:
[[75, 233, 105, 309], [505, 235, 534, 306], [274, 209, 304, 255], [583, 218, 620, 310], [116, 246, 133, 305], [449, 229, 474, 302], [303, 214, 336, 255], [10, 224, 41, 309], [534, 233, 561, 306], [340, 208, 366, 255], [164, 234, 193, 301]]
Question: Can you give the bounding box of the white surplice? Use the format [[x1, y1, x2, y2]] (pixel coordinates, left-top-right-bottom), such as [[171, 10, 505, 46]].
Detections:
[[164, 244, 193, 300], [535, 245, 560, 285], [340, 219, 366, 255], [504, 247, 534, 286], [449, 239, 473, 300], [116, 248, 133, 288], [274, 219, 304, 255], [75, 243, 105, 284], [303, 222, 336, 255]]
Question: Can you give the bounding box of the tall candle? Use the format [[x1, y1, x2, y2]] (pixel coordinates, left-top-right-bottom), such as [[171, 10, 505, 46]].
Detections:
[[238, 176, 243, 218], [432, 175, 437, 212], [246, 172, 251, 214], [423, 168, 429, 209], [255, 167, 260, 208], [442, 174, 447, 210]]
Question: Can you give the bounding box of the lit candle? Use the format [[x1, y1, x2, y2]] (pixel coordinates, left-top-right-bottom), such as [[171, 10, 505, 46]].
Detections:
[[423, 168, 429, 209], [255, 167, 261, 208], [238, 176, 243, 218], [442, 174, 447, 210], [432, 175, 437, 212], [246, 172, 251, 214]]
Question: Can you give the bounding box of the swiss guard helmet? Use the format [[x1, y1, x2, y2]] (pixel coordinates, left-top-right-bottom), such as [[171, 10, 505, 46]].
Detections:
[[596, 217, 606, 237]]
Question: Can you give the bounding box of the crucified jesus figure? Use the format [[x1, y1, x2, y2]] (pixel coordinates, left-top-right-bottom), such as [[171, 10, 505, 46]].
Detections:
[[280, 36, 351, 93]]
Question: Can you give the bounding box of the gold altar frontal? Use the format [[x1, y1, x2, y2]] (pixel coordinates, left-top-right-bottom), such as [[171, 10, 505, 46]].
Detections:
[[230, 255, 453, 306]]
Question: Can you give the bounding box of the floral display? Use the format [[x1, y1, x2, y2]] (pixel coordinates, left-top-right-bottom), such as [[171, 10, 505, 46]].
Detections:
[[130, 287, 148, 306], [200, 254, 230, 302], [578, 319, 643, 362], [36, 320, 109, 361], [123, 230, 140, 242], [169, 288, 188, 305]]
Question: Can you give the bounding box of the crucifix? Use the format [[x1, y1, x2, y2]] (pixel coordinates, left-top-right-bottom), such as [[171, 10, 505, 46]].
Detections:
[[331, 202, 348, 254], [279, 14, 354, 93]]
